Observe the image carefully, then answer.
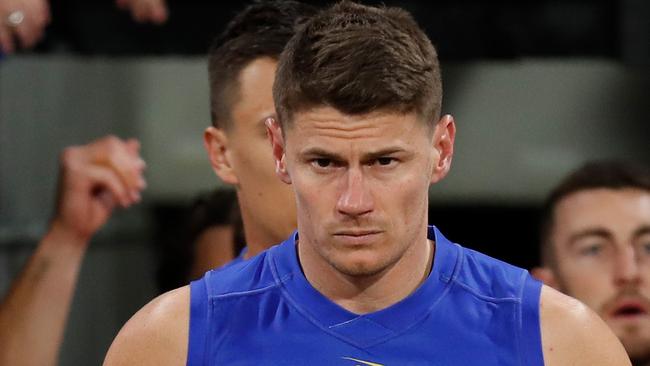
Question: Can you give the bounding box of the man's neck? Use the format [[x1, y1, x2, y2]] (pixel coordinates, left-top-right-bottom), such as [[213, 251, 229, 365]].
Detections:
[[299, 236, 434, 315], [239, 209, 285, 260]]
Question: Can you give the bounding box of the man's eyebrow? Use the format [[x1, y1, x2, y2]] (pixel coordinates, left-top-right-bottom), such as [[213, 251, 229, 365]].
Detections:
[[568, 228, 612, 246], [300, 147, 345, 161], [633, 225, 650, 240], [362, 147, 408, 161], [300, 147, 409, 161]]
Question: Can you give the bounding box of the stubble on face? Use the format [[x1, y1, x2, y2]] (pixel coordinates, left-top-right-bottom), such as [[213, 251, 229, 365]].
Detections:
[[287, 107, 435, 281]]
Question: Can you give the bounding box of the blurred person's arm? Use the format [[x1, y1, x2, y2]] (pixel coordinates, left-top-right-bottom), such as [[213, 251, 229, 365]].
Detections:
[[0, 0, 50, 54], [115, 0, 168, 25], [0, 136, 146, 366], [103, 286, 189, 366]]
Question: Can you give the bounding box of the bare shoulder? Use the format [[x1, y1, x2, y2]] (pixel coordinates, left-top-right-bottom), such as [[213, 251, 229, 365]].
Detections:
[[539, 285, 631, 366], [103, 285, 190, 366]]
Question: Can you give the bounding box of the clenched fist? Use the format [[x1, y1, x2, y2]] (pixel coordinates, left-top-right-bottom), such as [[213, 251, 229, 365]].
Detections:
[[50, 135, 147, 244]]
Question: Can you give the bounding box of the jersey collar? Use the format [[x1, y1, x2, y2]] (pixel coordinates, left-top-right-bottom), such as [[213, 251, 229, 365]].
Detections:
[[269, 226, 461, 348]]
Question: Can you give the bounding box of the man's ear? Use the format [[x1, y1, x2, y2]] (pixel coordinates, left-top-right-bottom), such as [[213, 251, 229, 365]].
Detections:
[[265, 117, 291, 184], [204, 126, 238, 185], [531, 267, 561, 290], [430, 114, 456, 184]]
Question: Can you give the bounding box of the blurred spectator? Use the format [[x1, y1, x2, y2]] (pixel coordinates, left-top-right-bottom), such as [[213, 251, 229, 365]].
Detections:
[[0, 136, 146, 366], [0, 137, 243, 365], [202, 0, 318, 261], [533, 161, 650, 365], [0, 0, 50, 53], [0, 0, 167, 54]]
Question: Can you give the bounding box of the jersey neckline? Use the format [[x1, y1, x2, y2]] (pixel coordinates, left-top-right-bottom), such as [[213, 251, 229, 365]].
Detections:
[[269, 225, 460, 348]]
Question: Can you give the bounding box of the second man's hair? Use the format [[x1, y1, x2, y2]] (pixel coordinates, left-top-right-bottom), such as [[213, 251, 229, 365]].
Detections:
[[539, 160, 650, 266], [208, 0, 318, 130]]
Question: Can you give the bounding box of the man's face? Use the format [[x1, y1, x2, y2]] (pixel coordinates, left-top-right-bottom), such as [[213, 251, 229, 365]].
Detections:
[[208, 57, 297, 246], [275, 107, 452, 277], [550, 188, 650, 359]]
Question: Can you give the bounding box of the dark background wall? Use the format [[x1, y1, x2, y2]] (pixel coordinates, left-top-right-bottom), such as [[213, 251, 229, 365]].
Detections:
[[36, 0, 648, 65]]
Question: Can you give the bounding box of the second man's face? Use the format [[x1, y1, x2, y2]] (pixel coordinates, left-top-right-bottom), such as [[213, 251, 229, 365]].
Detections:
[[226, 58, 298, 245], [551, 188, 650, 360]]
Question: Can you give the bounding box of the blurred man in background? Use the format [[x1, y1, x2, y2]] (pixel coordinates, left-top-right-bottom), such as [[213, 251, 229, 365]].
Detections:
[[533, 161, 650, 366], [202, 0, 317, 261], [1, 1, 317, 365]]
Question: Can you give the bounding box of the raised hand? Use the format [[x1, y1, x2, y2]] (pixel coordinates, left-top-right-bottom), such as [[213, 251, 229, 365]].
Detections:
[[50, 135, 147, 244]]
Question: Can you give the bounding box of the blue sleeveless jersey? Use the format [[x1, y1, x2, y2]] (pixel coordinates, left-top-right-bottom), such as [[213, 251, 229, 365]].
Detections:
[[188, 226, 544, 365]]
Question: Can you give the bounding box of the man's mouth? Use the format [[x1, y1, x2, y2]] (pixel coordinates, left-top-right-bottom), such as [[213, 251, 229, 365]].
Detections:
[[334, 230, 382, 236], [333, 229, 383, 244], [608, 299, 650, 319]]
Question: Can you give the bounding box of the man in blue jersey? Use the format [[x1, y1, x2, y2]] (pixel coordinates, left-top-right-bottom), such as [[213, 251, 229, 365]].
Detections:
[[104, 2, 631, 365], [533, 161, 650, 365]]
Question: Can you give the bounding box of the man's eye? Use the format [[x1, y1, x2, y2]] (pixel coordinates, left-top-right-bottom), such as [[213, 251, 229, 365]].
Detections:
[[579, 244, 603, 256], [640, 242, 650, 254], [375, 157, 396, 166], [313, 159, 331, 168]]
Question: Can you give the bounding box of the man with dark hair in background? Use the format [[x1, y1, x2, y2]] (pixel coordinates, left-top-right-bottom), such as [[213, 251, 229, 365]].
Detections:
[[104, 2, 630, 365], [1, 1, 316, 364], [533, 161, 650, 365], [202, 0, 317, 263]]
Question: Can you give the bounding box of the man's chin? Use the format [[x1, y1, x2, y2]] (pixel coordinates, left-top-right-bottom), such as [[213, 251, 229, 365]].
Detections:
[[330, 258, 389, 278], [621, 339, 650, 364], [608, 322, 650, 361]]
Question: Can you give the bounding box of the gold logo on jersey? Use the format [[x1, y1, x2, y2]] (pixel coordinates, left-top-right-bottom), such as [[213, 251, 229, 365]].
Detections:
[[341, 356, 385, 366]]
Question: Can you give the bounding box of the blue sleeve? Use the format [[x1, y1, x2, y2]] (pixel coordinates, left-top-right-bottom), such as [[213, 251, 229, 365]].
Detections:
[[187, 276, 209, 366], [519, 274, 544, 366]]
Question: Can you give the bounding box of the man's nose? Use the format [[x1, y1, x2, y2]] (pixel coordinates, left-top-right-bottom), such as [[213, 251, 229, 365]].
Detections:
[[336, 168, 374, 217], [614, 246, 642, 287]]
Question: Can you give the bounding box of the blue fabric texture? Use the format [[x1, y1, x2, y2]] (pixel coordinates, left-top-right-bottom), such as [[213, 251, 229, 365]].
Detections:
[[188, 226, 544, 365]]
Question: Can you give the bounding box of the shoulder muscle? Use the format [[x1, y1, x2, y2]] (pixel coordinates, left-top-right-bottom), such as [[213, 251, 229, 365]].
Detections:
[[103, 286, 190, 366], [540, 285, 631, 366]]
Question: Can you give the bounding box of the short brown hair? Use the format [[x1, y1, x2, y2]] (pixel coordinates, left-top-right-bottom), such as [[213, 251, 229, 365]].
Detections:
[[208, 0, 317, 130], [273, 1, 442, 128], [539, 160, 650, 266]]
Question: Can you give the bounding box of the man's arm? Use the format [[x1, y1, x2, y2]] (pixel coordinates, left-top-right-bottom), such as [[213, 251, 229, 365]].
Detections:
[[103, 286, 189, 366], [0, 136, 146, 366], [540, 285, 631, 365]]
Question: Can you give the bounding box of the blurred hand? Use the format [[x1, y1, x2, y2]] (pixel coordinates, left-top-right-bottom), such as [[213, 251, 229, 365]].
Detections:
[[50, 136, 147, 244], [0, 0, 50, 54], [116, 0, 168, 25]]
